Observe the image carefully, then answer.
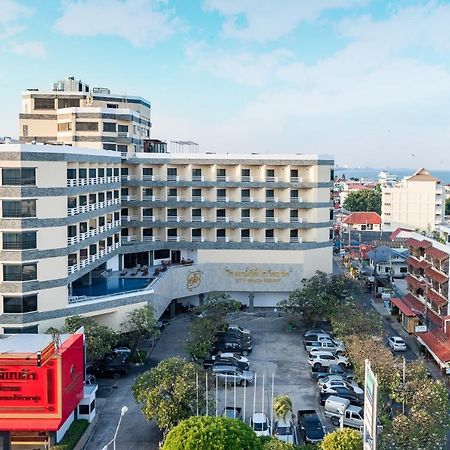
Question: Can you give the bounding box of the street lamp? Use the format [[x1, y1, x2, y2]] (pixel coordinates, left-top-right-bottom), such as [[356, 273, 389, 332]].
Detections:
[[101, 406, 128, 450]]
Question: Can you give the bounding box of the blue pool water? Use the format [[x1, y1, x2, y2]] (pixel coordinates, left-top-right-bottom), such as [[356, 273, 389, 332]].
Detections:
[[72, 277, 152, 297]]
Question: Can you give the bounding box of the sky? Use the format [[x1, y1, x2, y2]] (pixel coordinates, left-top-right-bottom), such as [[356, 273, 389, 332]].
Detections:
[[1, 0, 450, 169]]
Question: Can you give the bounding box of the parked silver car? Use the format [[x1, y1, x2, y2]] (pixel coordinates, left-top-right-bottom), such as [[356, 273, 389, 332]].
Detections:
[[211, 365, 254, 386]]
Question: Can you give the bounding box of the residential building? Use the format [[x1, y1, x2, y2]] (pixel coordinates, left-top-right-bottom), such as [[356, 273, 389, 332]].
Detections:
[[19, 76, 151, 153], [378, 171, 397, 186], [367, 245, 408, 279], [392, 232, 450, 372], [342, 212, 382, 231], [381, 168, 444, 232]]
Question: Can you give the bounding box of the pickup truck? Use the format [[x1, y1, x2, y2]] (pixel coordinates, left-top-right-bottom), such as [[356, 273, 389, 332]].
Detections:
[[297, 409, 325, 445], [310, 364, 355, 380]]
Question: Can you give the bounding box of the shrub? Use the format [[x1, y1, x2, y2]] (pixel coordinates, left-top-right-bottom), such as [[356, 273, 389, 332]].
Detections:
[[51, 419, 89, 450]]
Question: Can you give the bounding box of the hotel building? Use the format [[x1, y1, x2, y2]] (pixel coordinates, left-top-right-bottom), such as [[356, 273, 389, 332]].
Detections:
[[0, 78, 334, 333]]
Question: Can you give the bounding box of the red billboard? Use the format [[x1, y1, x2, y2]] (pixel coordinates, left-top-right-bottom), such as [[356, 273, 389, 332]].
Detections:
[[0, 333, 84, 431]]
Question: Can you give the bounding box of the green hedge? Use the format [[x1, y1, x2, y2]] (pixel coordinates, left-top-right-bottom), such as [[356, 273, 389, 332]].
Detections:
[[51, 419, 89, 450]]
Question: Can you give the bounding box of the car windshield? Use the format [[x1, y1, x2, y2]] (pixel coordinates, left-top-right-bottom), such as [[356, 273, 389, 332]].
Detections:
[[253, 422, 268, 431], [276, 426, 293, 435]]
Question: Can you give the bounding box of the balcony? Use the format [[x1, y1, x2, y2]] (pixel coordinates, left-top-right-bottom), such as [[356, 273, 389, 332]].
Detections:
[[241, 236, 254, 243], [241, 197, 254, 203], [121, 195, 136, 201], [167, 195, 180, 202], [290, 237, 303, 243], [142, 215, 157, 222], [191, 236, 205, 242], [266, 217, 278, 223], [266, 197, 279, 203], [217, 176, 229, 182], [192, 196, 205, 202], [217, 196, 229, 203], [290, 177, 303, 183], [66, 175, 120, 187], [167, 175, 179, 182], [167, 236, 180, 242], [192, 175, 204, 181], [192, 216, 205, 222], [67, 242, 120, 274], [265, 237, 278, 243], [241, 176, 253, 182], [266, 176, 278, 182], [167, 216, 182, 222], [290, 197, 303, 203], [121, 235, 138, 244], [142, 175, 154, 181], [142, 195, 155, 201], [121, 175, 131, 181], [67, 198, 120, 216], [241, 217, 254, 223], [216, 236, 229, 243], [217, 217, 230, 223], [121, 215, 138, 222], [290, 217, 303, 223], [142, 236, 158, 242]]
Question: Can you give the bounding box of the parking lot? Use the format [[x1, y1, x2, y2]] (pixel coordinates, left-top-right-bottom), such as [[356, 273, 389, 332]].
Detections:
[[85, 310, 335, 449]]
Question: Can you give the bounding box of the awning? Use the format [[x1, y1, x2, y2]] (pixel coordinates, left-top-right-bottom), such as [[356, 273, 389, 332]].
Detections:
[[407, 256, 430, 270], [406, 274, 422, 290], [403, 293, 425, 314], [425, 247, 449, 261], [0, 418, 63, 431], [427, 289, 447, 307], [406, 238, 432, 249], [425, 267, 449, 285], [391, 297, 416, 317], [416, 330, 450, 367]]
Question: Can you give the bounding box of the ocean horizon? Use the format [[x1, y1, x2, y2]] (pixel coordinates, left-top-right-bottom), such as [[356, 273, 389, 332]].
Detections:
[[335, 168, 450, 185]]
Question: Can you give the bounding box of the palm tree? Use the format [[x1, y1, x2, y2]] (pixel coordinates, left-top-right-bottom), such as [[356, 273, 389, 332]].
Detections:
[[273, 395, 293, 421]]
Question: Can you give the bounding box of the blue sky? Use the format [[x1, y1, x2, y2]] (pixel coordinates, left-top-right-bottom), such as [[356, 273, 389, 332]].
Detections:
[[2, 0, 450, 168]]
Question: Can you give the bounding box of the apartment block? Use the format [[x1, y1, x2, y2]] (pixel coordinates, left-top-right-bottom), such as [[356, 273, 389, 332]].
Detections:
[[381, 168, 444, 232], [19, 76, 151, 153], [392, 232, 450, 372]]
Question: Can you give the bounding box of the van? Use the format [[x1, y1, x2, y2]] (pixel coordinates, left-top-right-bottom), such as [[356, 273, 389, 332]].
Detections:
[[323, 396, 364, 429]]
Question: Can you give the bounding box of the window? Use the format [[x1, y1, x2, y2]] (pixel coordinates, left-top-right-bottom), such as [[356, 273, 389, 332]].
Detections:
[[103, 144, 116, 151], [217, 168, 226, 177], [290, 210, 298, 218], [67, 168, 76, 180], [98, 168, 105, 178], [167, 228, 177, 237], [192, 228, 201, 237], [266, 209, 274, 218], [2, 168, 36, 186], [2, 200, 36, 218], [400, 267, 408, 274], [3, 325, 38, 334], [89, 168, 96, 179], [217, 189, 226, 197], [266, 189, 274, 199], [58, 98, 80, 109], [57, 122, 72, 132], [242, 169, 250, 177], [118, 124, 128, 133], [22, 125, 28, 137], [107, 103, 118, 109], [106, 168, 113, 177], [241, 229, 250, 238], [192, 168, 202, 177], [155, 249, 170, 259], [168, 188, 177, 197], [192, 208, 201, 217], [330, 209, 334, 220], [266, 169, 275, 178], [192, 189, 202, 197], [117, 145, 128, 152], [217, 229, 226, 237], [241, 209, 250, 218], [76, 122, 98, 132], [143, 208, 153, 217], [167, 208, 177, 217], [143, 168, 153, 176], [330, 169, 335, 181], [290, 229, 298, 238], [290, 169, 299, 178], [3, 295, 37, 313], [265, 229, 274, 238], [3, 263, 37, 281], [103, 122, 117, 132], [143, 188, 153, 197], [290, 190, 299, 199], [216, 209, 226, 218], [78, 404, 90, 415], [3, 232, 37, 250], [34, 97, 55, 110], [241, 189, 250, 199]]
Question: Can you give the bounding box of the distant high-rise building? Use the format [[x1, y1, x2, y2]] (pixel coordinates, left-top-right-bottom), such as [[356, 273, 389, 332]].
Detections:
[[381, 168, 444, 232]]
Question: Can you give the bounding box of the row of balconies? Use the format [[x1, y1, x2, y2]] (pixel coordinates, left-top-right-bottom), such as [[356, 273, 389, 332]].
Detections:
[[121, 235, 303, 245], [66, 176, 120, 187], [67, 220, 121, 245], [121, 195, 304, 203], [121, 215, 304, 224], [121, 174, 305, 183], [67, 198, 120, 216], [67, 242, 120, 275]]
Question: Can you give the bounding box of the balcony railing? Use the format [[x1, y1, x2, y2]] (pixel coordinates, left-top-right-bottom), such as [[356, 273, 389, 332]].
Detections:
[[142, 236, 158, 242], [217, 175, 229, 182], [241, 236, 254, 243], [217, 196, 229, 202], [192, 175, 204, 181], [66, 175, 120, 187], [142, 195, 155, 201], [241, 176, 253, 182], [266, 217, 278, 223], [142, 215, 157, 222], [167, 216, 182, 222], [290, 237, 303, 243], [265, 237, 278, 243], [121, 195, 136, 201], [290, 197, 303, 202], [290, 177, 303, 183], [121, 175, 131, 181], [192, 196, 205, 202], [67, 198, 120, 216], [241, 217, 254, 222], [290, 217, 303, 223], [167, 236, 180, 242], [167, 195, 180, 202], [216, 236, 229, 242], [167, 175, 179, 181], [67, 242, 119, 274], [192, 216, 205, 222], [142, 175, 154, 181], [266, 197, 279, 203], [241, 197, 254, 203], [217, 217, 229, 222], [191, 236, 204, 242], [266, 176, 278, 182]]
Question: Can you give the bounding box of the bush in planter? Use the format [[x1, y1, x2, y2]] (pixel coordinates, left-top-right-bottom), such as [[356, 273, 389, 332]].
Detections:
[[51, 420, 89, 450]]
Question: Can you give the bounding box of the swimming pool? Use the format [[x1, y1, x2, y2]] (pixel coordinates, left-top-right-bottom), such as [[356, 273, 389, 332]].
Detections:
[[72, 277, 153, 297]]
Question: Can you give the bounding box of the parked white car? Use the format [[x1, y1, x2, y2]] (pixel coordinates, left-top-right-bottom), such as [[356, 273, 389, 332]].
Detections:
[[307, 351, 349, 369], [229, 325, 251, 336], [273, 418, 296, 444], [250, 413, 271, 437], [307, 339, 345, 355], [211, 353, 249, 364], [388, 336, 407, 352], [319, 379, 364, 395]]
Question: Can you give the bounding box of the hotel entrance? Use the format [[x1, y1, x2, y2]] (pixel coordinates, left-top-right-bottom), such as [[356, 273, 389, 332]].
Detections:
[[10, 432, 50, 450]]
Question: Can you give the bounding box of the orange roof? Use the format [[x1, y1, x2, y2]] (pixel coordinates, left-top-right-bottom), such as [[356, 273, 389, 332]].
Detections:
[[417, 330, 450, 363], [406, 238, 432, 249], [407, 256, 431, 270], [425, 246, 449, 261], [425, 267, 449, 285], [390, 227, 413, 240], [427, 289, 447, 307], [343, 212, 382, 225], [391, 297, 416, 317]]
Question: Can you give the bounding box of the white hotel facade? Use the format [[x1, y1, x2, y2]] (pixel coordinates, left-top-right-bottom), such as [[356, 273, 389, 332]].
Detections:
[[0, 78, 334, 333]]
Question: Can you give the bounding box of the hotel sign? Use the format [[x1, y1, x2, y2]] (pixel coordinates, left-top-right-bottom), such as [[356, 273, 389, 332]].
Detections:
[[225, 267, 290, 284]]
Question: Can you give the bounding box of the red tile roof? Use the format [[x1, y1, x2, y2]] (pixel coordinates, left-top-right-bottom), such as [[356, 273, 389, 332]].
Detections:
[[406, 274, 423, 290], [407, 256, 431, 270], [390, 227, 413, 240], [343, 212, 382, 225], [417, 330, 450, 363], [406, 238, 432, 249], [427, 289, 448, 307], [425, 267, 449, 285], [391, 297, 416, 317], [403, 293, 426, 315], [425, 246, 449, 261]]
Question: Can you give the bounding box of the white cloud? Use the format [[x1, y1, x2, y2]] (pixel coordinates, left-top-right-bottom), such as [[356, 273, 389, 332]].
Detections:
[[54, 0, 183, 46], [203, 0, 366, 42], [9, 40, 46, 58], [0, 0, 32, 24]]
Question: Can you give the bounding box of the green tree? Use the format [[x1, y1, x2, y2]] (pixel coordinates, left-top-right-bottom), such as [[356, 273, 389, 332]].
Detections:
[[120, 305, 159, 349], [445, 197, 450, 215], [162, 416, 261, 450], [343, 185, 382, 214], [330, 304, 383, 339], [273, 395, 293, 421], [132, 357, 209, 434], [321, 428, 362, 450], [59, 315, 117, 361], [194, 291, 241, 320], [278, 272, 361, 325], [258, 437, 295, 449]]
